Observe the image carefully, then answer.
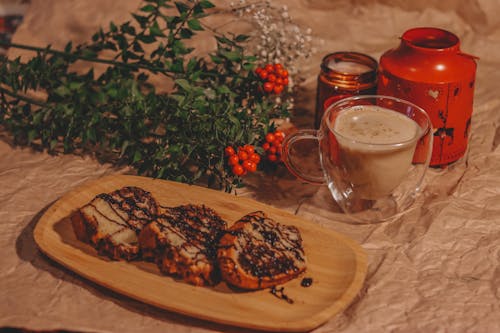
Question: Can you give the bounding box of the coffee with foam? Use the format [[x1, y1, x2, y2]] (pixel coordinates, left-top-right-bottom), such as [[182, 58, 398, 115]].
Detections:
[[332, 105, 421, 199]]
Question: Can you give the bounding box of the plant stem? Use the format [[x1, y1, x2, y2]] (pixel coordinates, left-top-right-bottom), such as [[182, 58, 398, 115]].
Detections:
[[0, 86, 48, 108], [0, 41, 174, 78]]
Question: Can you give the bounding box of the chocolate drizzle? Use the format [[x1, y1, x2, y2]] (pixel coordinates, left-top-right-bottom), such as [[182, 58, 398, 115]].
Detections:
[[146, 204, 227, 285], [93, 186, 158, 234], [217, 211, 307, 289], [155, 204, 226, 260], [239, 213, 302, 278], [301, 277, 313, 287], [270, 286, 294, 304], [75, 186, 159, 260]]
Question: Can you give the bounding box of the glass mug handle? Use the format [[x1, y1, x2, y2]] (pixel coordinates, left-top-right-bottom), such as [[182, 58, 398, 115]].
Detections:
[[282, 129, 326, 185]]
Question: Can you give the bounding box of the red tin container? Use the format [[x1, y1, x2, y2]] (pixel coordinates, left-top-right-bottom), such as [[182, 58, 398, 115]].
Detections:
[[377, 27, 478, 166]]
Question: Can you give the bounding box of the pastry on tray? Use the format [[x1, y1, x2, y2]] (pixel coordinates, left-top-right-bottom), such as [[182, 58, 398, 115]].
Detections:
[[71, 186, 159, 260], [71, 186, 307, 290], [217, 211, 307, 290], [138, 204, 228, 286]]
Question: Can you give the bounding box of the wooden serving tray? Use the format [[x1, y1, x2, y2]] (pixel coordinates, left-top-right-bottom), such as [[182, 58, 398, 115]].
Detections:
[[33, 175, 367, 332]]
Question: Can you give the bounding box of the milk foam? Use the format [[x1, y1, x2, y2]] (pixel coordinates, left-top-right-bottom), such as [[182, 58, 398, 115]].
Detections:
[[333, 105, 420, 146]]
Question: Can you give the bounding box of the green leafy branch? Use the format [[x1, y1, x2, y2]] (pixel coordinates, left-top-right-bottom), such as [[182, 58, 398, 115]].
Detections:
[[0, 0, 289, 191]]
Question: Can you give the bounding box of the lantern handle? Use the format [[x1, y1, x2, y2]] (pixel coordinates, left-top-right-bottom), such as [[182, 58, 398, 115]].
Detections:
[[458, 52, 480, 61]]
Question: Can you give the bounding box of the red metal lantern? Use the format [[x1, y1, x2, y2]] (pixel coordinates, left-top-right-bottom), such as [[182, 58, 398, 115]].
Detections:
[[377, 27, 478, 167]]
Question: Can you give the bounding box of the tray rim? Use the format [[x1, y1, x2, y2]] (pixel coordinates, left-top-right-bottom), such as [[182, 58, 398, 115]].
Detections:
[[33, 174, 367, 332]]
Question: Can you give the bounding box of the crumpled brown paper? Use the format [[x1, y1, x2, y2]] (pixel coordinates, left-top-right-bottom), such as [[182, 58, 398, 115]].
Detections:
[[1, 0, 499, 332]]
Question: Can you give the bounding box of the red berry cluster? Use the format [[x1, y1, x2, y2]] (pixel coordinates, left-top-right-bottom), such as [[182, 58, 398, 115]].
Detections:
[[225, 145, 261, 176], [255, 63, 289, 94], [262, 130, 285, 163]]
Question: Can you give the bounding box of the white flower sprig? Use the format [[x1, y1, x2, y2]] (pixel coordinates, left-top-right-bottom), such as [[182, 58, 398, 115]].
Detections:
[[230, 0, 316, 91]]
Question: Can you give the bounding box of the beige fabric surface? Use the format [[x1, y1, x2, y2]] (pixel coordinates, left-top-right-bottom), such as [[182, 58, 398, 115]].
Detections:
[[1, 0, 500, 332]]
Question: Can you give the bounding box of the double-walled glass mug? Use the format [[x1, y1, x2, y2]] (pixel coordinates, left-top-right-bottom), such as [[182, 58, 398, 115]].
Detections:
[[283, 95, 433, 223]]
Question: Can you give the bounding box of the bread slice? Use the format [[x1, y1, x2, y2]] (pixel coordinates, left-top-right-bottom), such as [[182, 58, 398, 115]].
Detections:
[[71, 186, 159, 260], [217, 211, 306, 290], [138, 204, 227, 286]]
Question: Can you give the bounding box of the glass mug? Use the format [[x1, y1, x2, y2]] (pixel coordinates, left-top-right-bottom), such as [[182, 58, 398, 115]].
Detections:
[[282, 95, 433, 223]]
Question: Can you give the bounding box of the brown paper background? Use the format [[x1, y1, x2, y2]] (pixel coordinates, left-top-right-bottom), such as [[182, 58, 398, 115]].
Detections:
[[1, 0, 500, 332]]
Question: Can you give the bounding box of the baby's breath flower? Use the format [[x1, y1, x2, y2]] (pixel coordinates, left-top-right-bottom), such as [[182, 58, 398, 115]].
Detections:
[[231, 0, 317, 112]]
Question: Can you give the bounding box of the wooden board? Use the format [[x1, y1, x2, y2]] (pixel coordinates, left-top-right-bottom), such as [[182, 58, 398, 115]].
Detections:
[[33, 175, 367, 332]]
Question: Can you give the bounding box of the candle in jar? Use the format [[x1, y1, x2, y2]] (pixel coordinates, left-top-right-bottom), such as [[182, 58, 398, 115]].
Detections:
[[327, 60, 373, 75], [315, 52, 378, 128]]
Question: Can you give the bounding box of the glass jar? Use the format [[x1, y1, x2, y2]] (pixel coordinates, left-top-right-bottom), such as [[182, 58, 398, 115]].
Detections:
[[314, 52, 378, 128]]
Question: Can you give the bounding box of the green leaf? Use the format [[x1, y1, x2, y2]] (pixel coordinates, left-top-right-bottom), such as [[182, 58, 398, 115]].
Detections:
[[132, 41, 144, 53], [140, 4, 156, 12], [81, 49, 97, 59], [69, 82, 84, 90], [175, 1, 190, 14], [138, 33, 156, 44], [115, 34, 128, 50], [27, 130, 37, 143], [107, 88, 118, 98], [149, 21, 165, 37], [187, 19, 203, 31], [209, 55, 222, 64], [235, 34, 250, 42], [119, 140, 129, 158], [217, 85, 232, 94], [54, 85, 70, 97], [179, 28, 193, 39], [110, 22, 118, 33], [172, 40, 191, 55], [244, 55, 257, 62], [132, 14, 149, 28], [169, 58, 184, 73], [170, 94, 185, 104], [186, 58, 197, 72], [133, 150, 142, 163], [32, 112, 43, 125], [242, 62, 254, 71], [199, 0, 215, 9], [121, 23, 136, 35], [86, 128, 96, 142], [220, 50, 242, 62], [64, 42, 73, 53], [104, 41, 118, 51], [124, 50, 140, 60], [175, 79, 191, 91], [215, 36, 233, 45]]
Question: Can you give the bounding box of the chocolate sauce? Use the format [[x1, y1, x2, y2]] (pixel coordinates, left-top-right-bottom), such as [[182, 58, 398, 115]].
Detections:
[[152, 204, 227, 284], [301, 277, 313, 287], [81, 186, 159, 260], [155, 204, 226, 259], [270, 286, 294, 304], [91, 187, 157, 234], [234, 212, 304, 278], [217, 211, 306, 290]]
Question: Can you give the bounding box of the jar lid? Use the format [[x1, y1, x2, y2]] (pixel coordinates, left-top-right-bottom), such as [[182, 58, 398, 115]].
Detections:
[[320, 52, 378, 90], [401, 27, 460, 52]]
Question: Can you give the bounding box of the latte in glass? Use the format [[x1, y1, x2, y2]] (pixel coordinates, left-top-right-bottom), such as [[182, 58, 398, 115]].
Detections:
[[332, 105, 421, 199]]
